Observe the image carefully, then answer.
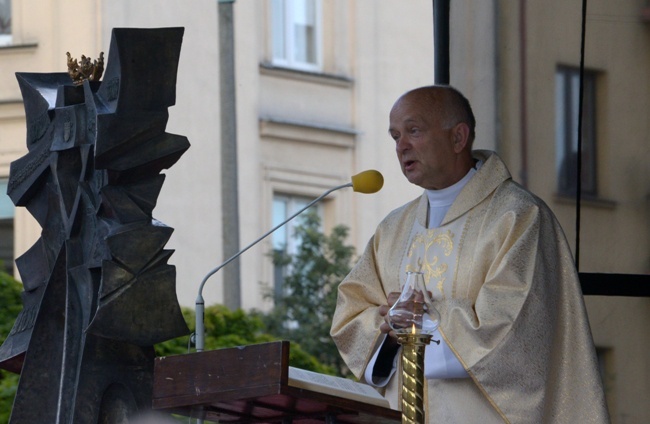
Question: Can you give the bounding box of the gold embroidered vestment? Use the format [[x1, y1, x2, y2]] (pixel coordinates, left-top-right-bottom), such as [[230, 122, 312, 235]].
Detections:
[[331, 150, 610, 423]]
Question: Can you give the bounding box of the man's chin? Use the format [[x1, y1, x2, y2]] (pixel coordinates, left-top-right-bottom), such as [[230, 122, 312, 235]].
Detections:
[[402, 167, 428, 187]]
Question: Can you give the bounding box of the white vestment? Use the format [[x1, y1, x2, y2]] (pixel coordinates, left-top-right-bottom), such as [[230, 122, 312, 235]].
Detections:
[[331, 150, 610, 423]]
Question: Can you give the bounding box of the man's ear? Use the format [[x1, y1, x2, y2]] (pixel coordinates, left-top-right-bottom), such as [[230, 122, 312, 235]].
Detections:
[[452, 123, 470, 153]]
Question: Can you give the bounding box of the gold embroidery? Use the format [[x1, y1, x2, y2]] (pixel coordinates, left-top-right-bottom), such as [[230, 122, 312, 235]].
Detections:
[[405, 229, 455, 298]]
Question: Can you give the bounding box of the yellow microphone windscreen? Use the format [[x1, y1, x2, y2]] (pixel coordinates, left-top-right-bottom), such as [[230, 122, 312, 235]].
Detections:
[[351, 170, 384, 194]]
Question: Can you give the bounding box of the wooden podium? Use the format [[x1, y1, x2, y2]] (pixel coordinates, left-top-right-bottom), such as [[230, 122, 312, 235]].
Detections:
[[152, 341, 401, 423]]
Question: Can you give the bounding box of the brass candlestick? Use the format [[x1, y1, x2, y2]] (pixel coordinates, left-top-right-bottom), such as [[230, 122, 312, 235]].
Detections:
[[388, 271, 440, 424], [396, 332, 432, 424]]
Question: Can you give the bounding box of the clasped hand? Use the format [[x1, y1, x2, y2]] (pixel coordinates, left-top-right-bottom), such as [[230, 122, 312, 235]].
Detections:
[[378, 290, 433, 339], [378, 292, 401, 340]]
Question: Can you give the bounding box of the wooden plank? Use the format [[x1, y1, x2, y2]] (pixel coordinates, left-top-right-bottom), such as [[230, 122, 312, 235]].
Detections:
[[152, 341, 401, 423], [153, 341, 289, 408]]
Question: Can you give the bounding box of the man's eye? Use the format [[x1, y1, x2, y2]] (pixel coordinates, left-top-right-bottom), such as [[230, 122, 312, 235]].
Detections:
[[409, 128, 420, 134]]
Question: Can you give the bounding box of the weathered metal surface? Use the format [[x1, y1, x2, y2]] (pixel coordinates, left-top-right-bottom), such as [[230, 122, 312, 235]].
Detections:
[[0, 27, 190, 423]]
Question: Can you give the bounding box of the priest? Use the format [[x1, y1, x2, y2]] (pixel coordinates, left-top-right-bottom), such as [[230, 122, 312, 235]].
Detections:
[[330, 85, 610, 423]]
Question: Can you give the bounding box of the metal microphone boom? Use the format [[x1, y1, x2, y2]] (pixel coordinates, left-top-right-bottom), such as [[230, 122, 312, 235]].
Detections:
[[194, 170, 383, 352]]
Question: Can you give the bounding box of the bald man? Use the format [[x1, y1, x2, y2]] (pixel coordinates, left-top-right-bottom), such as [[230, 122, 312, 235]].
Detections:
[[331, 86, 609, 423]]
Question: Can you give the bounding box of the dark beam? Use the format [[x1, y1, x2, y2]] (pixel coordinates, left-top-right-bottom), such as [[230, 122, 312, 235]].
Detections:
[[580, 273, 650, 297], [433, 0, 450, 84]]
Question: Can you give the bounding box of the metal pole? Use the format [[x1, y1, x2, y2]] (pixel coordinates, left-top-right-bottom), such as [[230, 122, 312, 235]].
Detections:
[[433, 0, 450, 84], [219, 0, 241, 309]]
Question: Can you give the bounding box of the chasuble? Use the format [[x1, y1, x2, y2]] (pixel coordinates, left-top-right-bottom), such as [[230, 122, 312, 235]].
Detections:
[[331, 150, 610, 423]]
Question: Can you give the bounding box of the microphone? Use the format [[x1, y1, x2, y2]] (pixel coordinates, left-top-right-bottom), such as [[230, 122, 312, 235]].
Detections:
[[351, 169, 384, 194], [194, 170, 384, 352]]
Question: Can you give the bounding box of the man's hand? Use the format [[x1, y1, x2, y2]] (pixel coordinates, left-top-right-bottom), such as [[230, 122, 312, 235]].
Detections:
[[378, 291, 401, 340]]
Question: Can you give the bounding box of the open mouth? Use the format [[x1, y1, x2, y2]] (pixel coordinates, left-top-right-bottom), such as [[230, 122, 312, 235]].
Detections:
[[403, 160, 416, 171]]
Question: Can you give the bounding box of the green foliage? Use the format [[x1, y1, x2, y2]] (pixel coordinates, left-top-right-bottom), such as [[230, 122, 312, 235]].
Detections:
[[155, 304, 335, 375], [0, 371, 18, 424], [0, 270, 23, 422], [257, 211, 355, 377], [0, 270, 22, 340]]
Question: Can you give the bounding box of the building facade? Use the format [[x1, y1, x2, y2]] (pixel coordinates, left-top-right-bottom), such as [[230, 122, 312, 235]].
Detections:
[[0, 1, 648, 422], [494, 2, 650, 422]]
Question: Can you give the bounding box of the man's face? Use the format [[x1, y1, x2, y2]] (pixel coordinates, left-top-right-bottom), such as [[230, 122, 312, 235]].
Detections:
[[388, 93, 459, 190]]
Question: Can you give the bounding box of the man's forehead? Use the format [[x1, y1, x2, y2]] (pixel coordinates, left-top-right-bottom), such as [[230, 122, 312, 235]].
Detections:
[[390, 115, 423, 125], [388, 115, 428, 134], [389, 104, 433, 123]]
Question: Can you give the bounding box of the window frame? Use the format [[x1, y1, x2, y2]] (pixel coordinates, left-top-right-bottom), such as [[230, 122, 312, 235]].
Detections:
[[555, 66, 598, 197], [270, 0, 323, 72], [0, 178, 14, 274], [0, 0, 11, 47], [271, 193, 322, 299]]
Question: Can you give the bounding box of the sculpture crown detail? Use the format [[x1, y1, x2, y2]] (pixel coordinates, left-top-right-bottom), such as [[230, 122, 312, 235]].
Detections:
[[66, 51, 105, 86]]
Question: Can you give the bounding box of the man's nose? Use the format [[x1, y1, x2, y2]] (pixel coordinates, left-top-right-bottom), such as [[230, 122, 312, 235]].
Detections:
[[396, 136, 410, 153]]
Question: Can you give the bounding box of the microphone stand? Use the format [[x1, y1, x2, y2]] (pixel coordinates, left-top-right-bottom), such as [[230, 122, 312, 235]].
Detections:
[[194, 181, 353, 352]]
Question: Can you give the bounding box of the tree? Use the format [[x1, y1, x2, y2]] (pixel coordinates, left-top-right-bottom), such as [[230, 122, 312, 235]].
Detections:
[[0, 269, 22, 423], [258, 211, 355, 377], [156, 304, 335, 375]]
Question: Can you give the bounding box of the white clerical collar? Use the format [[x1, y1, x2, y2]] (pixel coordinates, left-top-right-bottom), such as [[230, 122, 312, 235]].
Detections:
[[425, 161, 482, 228], [425, 164, 479, 207]]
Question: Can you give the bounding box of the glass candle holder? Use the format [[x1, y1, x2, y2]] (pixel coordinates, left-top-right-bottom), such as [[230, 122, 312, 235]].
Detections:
[[388, 271, 440, 335]]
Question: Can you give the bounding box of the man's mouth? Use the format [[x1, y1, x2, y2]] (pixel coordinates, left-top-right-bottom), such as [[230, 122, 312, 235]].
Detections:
[[403, 160, 416, 171]]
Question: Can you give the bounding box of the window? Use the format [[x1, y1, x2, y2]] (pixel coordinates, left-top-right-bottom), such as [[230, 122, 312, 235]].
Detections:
[[0, 0, 11, 46], [271, 0, 322, 71], [0, 179, 14, 274], [555, 66, 597, 196], [271, 194, 321, 299]]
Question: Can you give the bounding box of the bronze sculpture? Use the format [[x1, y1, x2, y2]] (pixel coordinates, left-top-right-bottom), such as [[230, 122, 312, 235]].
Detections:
[[0, 27, 190, 422]]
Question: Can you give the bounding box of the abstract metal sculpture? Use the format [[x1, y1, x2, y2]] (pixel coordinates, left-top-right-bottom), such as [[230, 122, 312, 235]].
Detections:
[[0, 27, 190, 422]]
